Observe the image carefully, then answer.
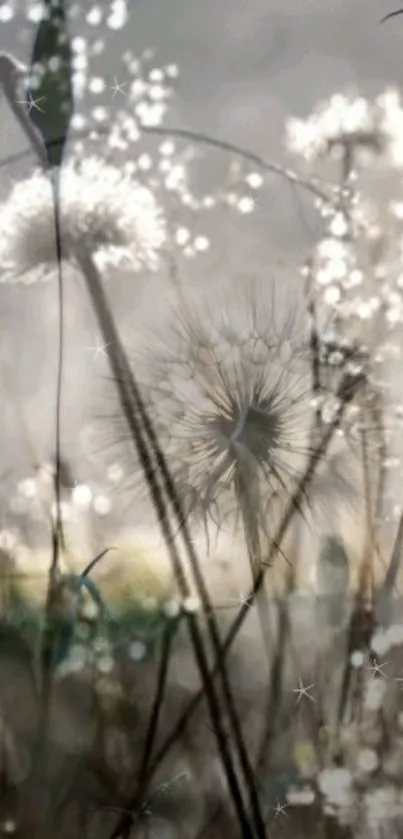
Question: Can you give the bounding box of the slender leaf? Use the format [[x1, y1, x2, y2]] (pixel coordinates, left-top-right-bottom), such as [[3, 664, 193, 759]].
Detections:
[[26, 0, 73, 168]]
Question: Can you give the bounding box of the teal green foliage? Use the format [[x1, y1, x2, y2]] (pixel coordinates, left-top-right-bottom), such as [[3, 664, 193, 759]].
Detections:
[[27, 0, 73, 168], [49, 572, 114, 669]]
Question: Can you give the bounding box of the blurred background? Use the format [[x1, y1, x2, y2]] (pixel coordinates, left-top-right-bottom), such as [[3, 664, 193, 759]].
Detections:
[[0, 0, 399, 530]]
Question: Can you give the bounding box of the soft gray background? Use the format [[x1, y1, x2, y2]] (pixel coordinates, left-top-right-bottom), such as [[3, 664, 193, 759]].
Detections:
[[0, 0, 400, 502]]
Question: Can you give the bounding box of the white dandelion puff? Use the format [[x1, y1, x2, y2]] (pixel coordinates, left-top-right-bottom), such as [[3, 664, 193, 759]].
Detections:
[[127, 286, 317, 567], [0, 156, 167, 284], [286, 88, 403, 167]]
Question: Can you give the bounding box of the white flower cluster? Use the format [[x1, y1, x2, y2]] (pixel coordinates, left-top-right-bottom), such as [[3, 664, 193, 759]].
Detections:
[[289, 88, 403, 362], [286, 89, 403, 167], [0, 157, 167, 283], [305, 188, 403, 387]]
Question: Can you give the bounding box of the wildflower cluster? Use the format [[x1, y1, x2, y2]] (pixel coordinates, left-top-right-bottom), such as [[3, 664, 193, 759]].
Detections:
[[287, 88, 403, 518], [286, 89, 403, 168], [288, 91, 403, 357]]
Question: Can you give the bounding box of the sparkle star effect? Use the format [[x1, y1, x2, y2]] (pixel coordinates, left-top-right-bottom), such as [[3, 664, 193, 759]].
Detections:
[[110, 77, 127, 98], [273, 801, 288, 818], [84, 337, 113, 360], [16, 92, 45, 113], [367, 661, 389, 679], [228, 591, 254, 609], [292, 678, 316, 704]]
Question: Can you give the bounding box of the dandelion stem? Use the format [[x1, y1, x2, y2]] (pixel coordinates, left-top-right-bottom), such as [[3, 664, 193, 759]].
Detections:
[[234, 475, 273, 663], [75, 246, 260, 839], [111, 621, 175, 838], [148, 370, 359, 779]]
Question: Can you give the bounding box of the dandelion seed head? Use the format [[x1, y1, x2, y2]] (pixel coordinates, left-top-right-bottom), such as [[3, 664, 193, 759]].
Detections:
[[0, 158, 167, 283], [133, 286, 316, 541]]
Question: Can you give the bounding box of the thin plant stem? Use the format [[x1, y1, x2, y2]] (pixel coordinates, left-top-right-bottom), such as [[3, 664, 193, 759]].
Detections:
[[234, 476, 273, 664], [137, 623, 174, 784], [75, 246, 261, 839], [0, 117, 332, 208], [304, 258, 323, 433], [39, 171, 66, 700], [114, 621, 176, 839], [147, 371, 359, 780]]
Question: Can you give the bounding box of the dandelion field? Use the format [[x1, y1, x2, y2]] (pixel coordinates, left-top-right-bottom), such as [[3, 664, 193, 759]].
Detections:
[[1, 1, 403, 837]]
